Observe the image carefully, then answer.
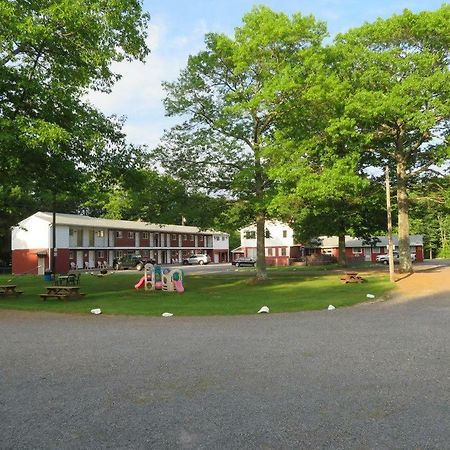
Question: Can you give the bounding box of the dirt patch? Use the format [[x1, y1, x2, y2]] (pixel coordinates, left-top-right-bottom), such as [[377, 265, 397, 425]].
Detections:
[[392, 265, 450, 301]]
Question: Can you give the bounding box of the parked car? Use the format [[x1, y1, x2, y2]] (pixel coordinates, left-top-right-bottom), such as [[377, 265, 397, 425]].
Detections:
[[113, 255, 155, 271], [232, 257, 256, 267], [376, 252, 416, 264], [183, 254, 211, 265]]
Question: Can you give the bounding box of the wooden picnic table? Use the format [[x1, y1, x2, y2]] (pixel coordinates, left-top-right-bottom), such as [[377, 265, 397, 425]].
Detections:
[[0, 285, 23, 297], [40, 286, 86, 301], [340, 272, 364, 284]]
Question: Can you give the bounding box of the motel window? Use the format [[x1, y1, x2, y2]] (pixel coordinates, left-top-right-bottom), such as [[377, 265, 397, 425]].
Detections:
[[214, 236, 220, 241], [244, 231, 256, 239], [281, 248, 287, 256], [171, 234, 177, 240], [69, 228, 74, 236], [97, 250, 104, 258], [190, 234, 194, 241], [69, 251, 74, 259], [352, 247, 363, 254], [96, 230, 104, 237], [265, 229, 271, 238], [372, 247, 380, 254], [222, 236, 226, 241], [322, 249, 333, 255], [142, 232, 149, 239], [183, 234, 187, 240], [282, 230, 287, 238], [128, 231, 134, 239], [115, 231, 122, 238], [268, 248, 273, 256]]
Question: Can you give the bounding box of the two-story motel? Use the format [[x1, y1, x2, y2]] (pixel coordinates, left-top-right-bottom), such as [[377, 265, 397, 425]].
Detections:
[[234, 221, 424, 265], [12, 212, 229, 274]]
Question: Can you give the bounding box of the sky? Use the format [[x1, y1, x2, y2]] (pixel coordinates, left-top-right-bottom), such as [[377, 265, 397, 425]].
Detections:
[[88, 0, 445, 150]]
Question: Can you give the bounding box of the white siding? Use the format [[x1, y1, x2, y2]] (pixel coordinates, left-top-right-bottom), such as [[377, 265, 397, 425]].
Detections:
[[12, 215, 50, 250], [241, 221, 294, 249], [56, 225, 70, 248], [212, 234, 229, 250]]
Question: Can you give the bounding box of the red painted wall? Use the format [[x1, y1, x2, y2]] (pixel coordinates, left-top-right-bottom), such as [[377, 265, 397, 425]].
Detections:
[[114, 230, 136, 247], [12, 248, 70, 274], [12, 249, 47, 274], [55, 249, 70, 273]]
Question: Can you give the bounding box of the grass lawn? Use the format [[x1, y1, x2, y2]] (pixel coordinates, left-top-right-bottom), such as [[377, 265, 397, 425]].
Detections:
[[0, 268, 395, 316]]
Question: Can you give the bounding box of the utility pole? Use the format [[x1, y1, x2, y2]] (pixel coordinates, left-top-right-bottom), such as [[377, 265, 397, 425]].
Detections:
[[385, 166, 395, 283], [51, 190, 57, 275]]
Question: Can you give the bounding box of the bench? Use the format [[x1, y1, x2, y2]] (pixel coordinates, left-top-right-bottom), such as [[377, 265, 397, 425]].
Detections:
[[0, 285, 24, 296], [40, 294, 68, 300]]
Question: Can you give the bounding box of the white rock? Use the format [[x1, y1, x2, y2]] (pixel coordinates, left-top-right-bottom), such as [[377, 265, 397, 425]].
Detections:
[[366, 294, 375, 299], [257, 306, 270, 314], [90, 308, 102, 315], [162, 312, 173, 317], [327, 305, 336, 310]]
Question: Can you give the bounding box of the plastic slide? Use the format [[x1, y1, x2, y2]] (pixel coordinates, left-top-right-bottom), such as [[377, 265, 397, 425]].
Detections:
[[134, 275, 147, 289], [173, 280, 184, 293], [173, 271, 184, 293]]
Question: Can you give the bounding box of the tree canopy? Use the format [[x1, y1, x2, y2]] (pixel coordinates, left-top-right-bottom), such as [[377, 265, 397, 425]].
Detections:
[[0, 0, 150, 260], [154, 6, 327, 279]]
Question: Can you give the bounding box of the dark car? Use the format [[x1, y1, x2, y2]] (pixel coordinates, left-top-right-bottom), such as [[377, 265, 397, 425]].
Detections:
[[232, 257, 256, 267], [113, 255, 155, 271]]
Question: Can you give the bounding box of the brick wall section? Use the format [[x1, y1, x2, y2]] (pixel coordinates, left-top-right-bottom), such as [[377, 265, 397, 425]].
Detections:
[[114, 231, 136, 247], [12, 249, 46, 274]]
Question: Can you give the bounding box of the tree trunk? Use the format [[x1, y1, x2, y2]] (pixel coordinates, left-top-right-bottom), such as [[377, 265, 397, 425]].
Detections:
[[396, 156, 412, 273], [256, 214, 267, 280], [338, 234, 346, 266]]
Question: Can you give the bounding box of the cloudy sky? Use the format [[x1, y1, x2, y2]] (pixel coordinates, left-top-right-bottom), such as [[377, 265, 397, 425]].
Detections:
[[88, 0, 444, 149]]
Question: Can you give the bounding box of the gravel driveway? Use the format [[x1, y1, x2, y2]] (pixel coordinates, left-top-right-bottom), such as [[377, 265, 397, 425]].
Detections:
[[1, 273, 449, 449]]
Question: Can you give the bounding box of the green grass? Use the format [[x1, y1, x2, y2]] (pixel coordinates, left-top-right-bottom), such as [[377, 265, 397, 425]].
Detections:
[[0, 269, 395, 316]]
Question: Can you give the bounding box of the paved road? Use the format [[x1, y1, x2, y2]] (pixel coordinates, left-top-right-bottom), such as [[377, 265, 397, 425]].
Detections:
[[1, 288, 449, 449]]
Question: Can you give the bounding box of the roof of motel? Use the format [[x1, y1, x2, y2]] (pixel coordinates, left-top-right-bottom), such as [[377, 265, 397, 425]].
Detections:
[[317, 235, 424, 248], [31, 212, 228, 235]]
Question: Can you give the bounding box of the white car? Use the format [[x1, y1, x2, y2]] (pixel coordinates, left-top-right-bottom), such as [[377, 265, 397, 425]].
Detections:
[[376, 252, 416, 264], [183, 254, 211, 265]]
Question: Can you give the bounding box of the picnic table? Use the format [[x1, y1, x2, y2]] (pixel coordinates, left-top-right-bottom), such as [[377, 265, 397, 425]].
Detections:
[[0, 285, 23, 297], [40, 286, 86, 301], [340, 272, 364, 284]]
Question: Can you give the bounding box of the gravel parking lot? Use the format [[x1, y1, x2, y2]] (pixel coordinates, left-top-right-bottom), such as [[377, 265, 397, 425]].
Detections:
[[1, 266, 449, 449]]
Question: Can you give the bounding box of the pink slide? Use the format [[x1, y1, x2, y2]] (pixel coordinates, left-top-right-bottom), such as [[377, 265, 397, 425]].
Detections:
[[134, 276, 147, 289], [173, 280, 184, 293]]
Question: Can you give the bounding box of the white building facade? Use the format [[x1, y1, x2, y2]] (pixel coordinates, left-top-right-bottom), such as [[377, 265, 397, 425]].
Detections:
[[12, 212, 229, 274], [236, 221, 424, 266]]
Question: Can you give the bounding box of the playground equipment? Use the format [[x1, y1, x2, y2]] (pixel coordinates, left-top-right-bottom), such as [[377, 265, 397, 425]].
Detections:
[[134, 264, 184, 293]]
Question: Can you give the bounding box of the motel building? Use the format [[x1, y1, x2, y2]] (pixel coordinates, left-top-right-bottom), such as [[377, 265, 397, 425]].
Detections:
[[233, 221, 424, 266], [12, 212, 229, 275]]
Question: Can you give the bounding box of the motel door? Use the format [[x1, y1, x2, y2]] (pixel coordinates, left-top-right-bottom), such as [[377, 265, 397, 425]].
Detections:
[[37, 255, 46, 275], [364, 248, 372, 262]]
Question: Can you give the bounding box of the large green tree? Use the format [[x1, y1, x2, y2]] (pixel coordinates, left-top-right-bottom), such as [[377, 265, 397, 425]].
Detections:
[[332, 6, 450, 272], [409, 175, 450, 258], [154, 6, 327, 279], [84, 168, 229, 230], [0, 0, 150, 258]]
